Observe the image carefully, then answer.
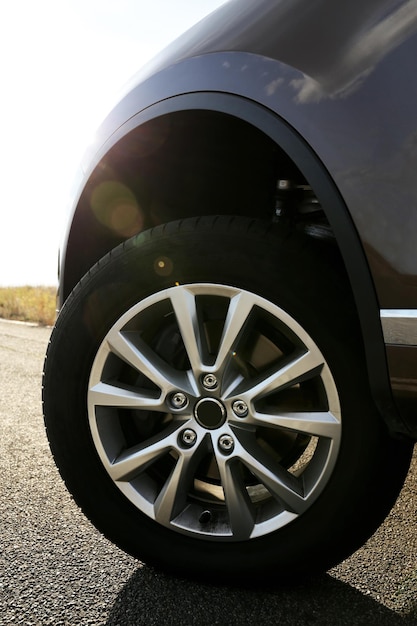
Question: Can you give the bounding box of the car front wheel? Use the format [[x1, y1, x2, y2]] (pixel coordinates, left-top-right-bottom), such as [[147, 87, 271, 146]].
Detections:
[[43, 216, 413, 582]]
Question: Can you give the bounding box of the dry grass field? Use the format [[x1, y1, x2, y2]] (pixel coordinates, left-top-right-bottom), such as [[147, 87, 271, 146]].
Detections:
[[0, 286, 56, 327]]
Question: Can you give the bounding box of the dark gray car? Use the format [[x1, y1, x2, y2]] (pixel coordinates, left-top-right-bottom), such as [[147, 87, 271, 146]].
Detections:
[[43, 0, 417, 582]]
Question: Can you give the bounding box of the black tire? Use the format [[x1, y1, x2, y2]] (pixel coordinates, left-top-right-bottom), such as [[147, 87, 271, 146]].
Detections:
[[43, 216, 412, 583]]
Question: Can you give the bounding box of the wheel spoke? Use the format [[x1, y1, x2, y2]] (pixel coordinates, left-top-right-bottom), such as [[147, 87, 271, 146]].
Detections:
[[233, 432, 307, 514], [214, 291, 255, 372], [89, 381, 164, 411], [107, 426, 183, 481], [230, 349, 324, 402], [107, 330, 188, 393], [251, 410, 340, 439], [216, 456, 256, 540], [153, 445, 204, 525], [169, 287, 205, 373]]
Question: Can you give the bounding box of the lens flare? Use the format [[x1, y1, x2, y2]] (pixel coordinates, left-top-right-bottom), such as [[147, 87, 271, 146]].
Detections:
[[91, 181, 144, 237], [153, 256, 174, 276]]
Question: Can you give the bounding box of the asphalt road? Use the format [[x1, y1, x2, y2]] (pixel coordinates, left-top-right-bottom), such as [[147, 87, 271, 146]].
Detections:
[[1, 319, 416, 626]]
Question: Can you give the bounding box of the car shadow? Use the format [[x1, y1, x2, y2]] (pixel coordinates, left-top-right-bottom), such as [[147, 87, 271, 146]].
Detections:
[[105, 565, 416, 625]]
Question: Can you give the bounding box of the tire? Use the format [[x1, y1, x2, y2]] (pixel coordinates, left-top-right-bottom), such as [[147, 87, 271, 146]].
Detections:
[[43, 216, 413, 582]]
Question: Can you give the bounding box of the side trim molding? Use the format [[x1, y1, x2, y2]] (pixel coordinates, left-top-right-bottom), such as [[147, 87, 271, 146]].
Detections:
[[380, 310, 417, 345]]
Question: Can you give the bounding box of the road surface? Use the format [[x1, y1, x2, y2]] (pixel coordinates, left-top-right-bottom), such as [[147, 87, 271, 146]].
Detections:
[[1, 319, 416, 625]]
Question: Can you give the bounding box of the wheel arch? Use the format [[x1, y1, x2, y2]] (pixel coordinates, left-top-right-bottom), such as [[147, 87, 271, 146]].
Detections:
[[61, 91, 404, 435]]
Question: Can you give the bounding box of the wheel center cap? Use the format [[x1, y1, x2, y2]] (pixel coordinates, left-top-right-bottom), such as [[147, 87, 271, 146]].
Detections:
[[194, 397, 226, 429]]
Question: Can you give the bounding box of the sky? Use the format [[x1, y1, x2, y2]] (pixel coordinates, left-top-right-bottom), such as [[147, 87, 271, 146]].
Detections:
[[0, 0, 227, 286]]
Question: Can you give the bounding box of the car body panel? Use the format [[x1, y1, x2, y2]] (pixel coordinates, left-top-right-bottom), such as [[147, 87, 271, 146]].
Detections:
[[79, 0, 417, 306], [60, 0, 417, 438]]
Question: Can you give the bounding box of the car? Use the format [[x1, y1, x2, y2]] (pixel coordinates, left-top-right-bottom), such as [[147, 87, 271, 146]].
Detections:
[[43, 0, 417, 583]]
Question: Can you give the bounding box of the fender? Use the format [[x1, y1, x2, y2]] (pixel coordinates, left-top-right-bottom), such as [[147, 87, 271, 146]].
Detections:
[[77, 40, 417, 306], [61, 3, 417, 438], [61, 85, 409, 437]]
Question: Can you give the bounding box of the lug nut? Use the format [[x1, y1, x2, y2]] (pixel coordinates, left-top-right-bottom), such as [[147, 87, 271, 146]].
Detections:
[[202, 374, 218, 389], [170, 392, 188, 409], [232, 400, 248, 418], [180, 429, 197, 447], [218, 434, 234, 453]]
